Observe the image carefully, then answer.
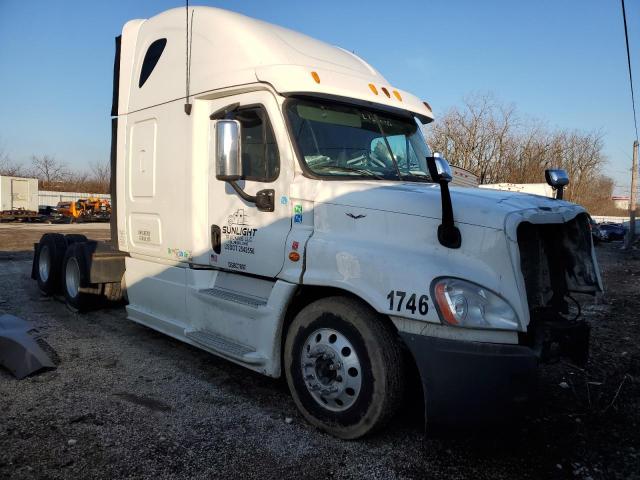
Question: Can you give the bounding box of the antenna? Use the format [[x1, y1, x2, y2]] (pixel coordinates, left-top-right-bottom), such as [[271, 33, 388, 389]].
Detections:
[[184, 1, 194, 115]]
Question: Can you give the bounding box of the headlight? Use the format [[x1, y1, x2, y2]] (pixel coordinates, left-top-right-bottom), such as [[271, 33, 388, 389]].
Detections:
[[431, 278, 519, 330]]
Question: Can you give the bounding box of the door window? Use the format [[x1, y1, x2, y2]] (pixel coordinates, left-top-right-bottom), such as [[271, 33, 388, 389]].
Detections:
[[232, 107, 279, 182]]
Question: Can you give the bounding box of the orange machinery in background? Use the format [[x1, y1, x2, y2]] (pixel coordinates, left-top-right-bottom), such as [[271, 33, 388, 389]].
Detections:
[[55, 197, 111, 222]]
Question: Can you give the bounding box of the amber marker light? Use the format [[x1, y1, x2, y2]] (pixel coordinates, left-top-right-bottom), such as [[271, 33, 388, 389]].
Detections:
[[289, 252, 301, 262], [393, 90, 402, 101], [368, 83, 378, 95], [434, 282, 459, 326], [311, 71, 321, 83], [381, 87, 391, 98]]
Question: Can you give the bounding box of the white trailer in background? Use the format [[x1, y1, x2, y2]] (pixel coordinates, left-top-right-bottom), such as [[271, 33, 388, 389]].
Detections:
[[38, 191, 111, 208], [0, 175, 39, 212], [31, 7, 602, 439], [480, 182, 555, 198], [450, 166, 479, 188]]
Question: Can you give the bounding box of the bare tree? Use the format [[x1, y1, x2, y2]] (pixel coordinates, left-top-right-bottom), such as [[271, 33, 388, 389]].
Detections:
[[90, 160, 111, 193], [0, 142, 23, 176], [30, 155, 69, 188], [428, 93, 518, 183], [426, 92, 614, 214]]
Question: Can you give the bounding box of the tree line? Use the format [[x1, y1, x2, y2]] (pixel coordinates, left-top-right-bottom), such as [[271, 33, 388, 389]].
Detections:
[[0, 146, 110, 194], [425, 93, 620, 214]]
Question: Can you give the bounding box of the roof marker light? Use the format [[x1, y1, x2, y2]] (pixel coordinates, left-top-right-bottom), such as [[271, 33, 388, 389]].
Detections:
[[381, 87, 391, 98], [311, 71, 321, 84], [423, 100, 432, 111], [393, 90, 402, 101], [368, 83, 378, 95]]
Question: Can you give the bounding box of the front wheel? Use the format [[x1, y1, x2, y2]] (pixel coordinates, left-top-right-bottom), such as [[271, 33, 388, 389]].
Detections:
[[284, 296, 404, 439]]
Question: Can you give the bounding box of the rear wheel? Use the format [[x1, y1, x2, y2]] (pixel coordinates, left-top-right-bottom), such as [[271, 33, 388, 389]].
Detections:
[[35, 234, 67, 295], [64, 234, 88, 245], [61, 243, 94, 312], [284, 296, 404, 439]]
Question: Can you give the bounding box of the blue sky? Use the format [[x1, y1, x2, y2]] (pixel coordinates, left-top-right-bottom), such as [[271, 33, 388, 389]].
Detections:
[[0, 0, 638, 195]]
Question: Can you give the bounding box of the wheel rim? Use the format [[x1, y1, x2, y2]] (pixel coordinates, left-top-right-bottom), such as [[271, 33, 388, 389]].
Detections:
[[65, 257, 80, 298], [300, 328, 362, 412], [38, 245, 51, 282]]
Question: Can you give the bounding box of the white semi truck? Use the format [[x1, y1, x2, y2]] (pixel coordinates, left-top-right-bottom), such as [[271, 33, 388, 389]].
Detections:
[[31, 7, 602, 439]]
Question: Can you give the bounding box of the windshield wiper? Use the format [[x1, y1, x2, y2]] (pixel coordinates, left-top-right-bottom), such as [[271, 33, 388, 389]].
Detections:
[[313, 165, 389, 180], [401, 173, 432, 183]]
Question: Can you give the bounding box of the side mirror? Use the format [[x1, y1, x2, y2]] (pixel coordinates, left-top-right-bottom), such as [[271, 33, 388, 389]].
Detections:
[[215, 119, 242, 181], [545, 169, 569, 200], [426, 155, 453, 183], [212, 118, 275, 212], [545, 169, 569, 188]]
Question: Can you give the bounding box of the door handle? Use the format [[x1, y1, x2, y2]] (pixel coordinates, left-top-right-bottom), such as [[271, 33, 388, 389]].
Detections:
[[211, 225, 221, 254]]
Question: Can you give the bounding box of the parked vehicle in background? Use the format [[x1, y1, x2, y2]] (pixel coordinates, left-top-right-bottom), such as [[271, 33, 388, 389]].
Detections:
[[588, 216, 604, 244], [0, 175, 41, 221], [622, 219, 640, 236], [599, 223, 626, 242], [31, 7, 603, 439], [0, 175, 39, 212]]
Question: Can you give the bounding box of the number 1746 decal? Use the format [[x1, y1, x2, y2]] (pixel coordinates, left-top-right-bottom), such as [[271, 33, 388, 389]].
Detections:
[[386, 290, 429, 315]]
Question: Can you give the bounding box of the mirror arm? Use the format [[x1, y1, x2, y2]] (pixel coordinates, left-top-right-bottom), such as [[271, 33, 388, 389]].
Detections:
[[228, 180, 256, 203], [228, 181, 275, 212], [426, 156, 461, 249], [437, 180, 462, 249], [555, 186, 564, 200]]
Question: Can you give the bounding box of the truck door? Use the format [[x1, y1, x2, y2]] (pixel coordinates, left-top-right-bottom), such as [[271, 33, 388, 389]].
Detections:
[[207, 91, 292, 278]]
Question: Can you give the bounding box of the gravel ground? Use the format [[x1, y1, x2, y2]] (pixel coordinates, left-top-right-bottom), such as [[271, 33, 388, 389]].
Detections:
[[0, 225, 639, 479]]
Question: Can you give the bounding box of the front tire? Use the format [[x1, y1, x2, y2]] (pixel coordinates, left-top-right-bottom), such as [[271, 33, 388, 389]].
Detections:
[[284, 296, 404, 439]]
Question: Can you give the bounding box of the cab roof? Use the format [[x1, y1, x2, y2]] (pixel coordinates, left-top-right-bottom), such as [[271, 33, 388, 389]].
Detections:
[[118, 7, 433, 122]]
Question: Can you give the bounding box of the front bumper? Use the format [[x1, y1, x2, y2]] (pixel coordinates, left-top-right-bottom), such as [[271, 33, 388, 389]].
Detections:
[[400, 333, 539, 425]]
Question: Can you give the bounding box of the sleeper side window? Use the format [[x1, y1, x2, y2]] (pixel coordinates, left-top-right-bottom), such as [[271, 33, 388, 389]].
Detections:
[[139, 39, 167, 88], [232, 107, 280, 182]]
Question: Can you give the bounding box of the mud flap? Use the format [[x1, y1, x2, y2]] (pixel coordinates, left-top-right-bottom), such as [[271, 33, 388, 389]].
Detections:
[[0, 314, 55, 379]]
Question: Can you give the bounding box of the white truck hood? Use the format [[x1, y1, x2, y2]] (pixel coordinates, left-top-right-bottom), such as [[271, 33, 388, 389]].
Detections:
[[307, 180, 582, 230]]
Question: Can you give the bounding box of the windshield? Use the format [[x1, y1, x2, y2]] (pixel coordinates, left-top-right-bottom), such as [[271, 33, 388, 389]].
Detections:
[[285, 98, 433, 181]]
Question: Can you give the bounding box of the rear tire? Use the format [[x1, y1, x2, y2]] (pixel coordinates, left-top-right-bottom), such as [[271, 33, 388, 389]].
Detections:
[[284, 296, 404, 439], [35, 234, 67, 295], [64, 234, 88, 245], [61, 243, 94, 312]]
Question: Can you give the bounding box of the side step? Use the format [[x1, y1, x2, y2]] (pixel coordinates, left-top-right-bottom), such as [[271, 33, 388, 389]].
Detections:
[[185, 329, 266, 365], [197, 287, 268, 309]]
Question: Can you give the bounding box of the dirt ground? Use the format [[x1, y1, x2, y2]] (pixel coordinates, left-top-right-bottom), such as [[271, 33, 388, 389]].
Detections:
[[0, 225, 639, 479], [0, 223, 111, 253]]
